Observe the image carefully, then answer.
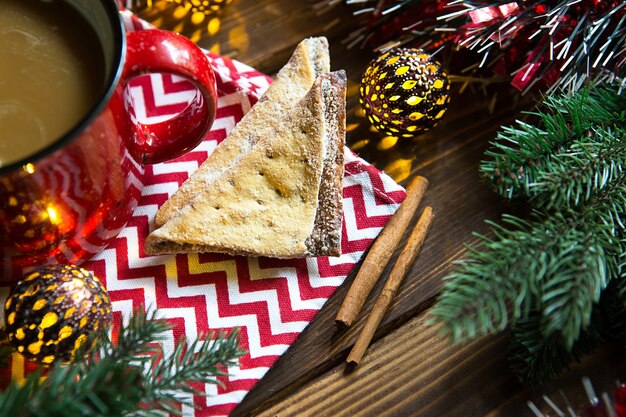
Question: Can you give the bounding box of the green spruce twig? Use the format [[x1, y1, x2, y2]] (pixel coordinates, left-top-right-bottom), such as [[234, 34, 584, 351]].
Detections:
[[481, 87, 626, 201], [0, 308, 245, 417], [430, 206, 619, 349], [431, 83, 626, 385], [509, 308, 604, 384], [141, 332, 243, 415]]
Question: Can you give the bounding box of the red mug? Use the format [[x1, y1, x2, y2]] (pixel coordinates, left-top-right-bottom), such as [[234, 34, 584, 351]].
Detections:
[[0, 1, 217, 280]]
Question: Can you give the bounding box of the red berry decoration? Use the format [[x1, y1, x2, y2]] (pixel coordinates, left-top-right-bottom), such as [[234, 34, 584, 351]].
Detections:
[[5, 265, 112, 365], [359, 48, 450, 138]]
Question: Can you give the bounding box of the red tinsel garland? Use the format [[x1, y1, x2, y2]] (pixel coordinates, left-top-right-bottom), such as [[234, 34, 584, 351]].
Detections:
[[332, 0, 626, 93]]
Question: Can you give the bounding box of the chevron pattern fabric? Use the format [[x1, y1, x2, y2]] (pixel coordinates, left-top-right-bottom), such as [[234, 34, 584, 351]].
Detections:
[[0, 11, 407, 416]]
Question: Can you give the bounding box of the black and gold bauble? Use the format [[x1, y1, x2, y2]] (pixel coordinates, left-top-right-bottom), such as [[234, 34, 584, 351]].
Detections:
[[359, 48, 450, 138], [5, 265, 112, 365]]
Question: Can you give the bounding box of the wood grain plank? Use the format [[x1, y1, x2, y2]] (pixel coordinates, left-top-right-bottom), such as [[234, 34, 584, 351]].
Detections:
[[256, 314, 626, 417]]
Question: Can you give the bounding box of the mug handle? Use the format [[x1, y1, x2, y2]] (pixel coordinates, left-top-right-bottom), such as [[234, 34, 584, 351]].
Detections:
[[119, 29, 218, 165]]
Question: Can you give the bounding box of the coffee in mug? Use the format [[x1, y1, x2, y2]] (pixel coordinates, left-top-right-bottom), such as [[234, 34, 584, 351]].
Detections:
[[0, 0, 218, 280], [0, 0, 105, 167]]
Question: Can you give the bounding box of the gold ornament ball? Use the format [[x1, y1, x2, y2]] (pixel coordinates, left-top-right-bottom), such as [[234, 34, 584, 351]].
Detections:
[[168, 0, 233, 15], [359, 48, 450, 138], [5, 265, 112, 365]]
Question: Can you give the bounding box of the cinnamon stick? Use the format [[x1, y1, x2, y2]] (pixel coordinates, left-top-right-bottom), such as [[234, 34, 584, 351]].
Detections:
[[335, 176, 429, 327], [346, 206, 434, 366]]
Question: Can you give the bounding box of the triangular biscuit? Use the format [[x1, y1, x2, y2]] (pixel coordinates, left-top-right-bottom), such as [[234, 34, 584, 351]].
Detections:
[[145, 71, 346, 258], [154, 37, 330, 227]]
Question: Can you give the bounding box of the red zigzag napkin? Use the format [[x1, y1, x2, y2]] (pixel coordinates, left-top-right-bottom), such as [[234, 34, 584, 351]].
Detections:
[[4, 11, 407, 417]]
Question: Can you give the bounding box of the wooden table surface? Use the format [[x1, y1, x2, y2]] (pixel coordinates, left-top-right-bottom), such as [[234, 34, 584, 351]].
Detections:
[[137, 1, 626, 415]]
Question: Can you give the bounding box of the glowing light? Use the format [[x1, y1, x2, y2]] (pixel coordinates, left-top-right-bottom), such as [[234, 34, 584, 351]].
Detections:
[[383, 158, 414, 182], [377, 136, 399, 150], [346, 123, 361, 132], [350, 139, 370, 151], [191, 11, 205, 25], [228, 25, 250, 53], [46, 206, 60, 225], [207, 17, 220, 35], [209, 43, 220, 54], [173, 5, 189, 19]]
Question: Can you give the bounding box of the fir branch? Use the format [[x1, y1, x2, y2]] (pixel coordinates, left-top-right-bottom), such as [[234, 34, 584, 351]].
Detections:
[[481, 86, 626, 201], [509, 309, 604, 385], [0, 309, 245, 417], [98, 308, 171, 363], [511, 278, 626, 384], [428, 217, 531, 341], [530, 127, 626, 210], [0, 360, 145, 417], [141, 330, 242, 415], [431, 64, 626, 386], [430, 205, 620, 348], [537, 215, 610, 348]]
